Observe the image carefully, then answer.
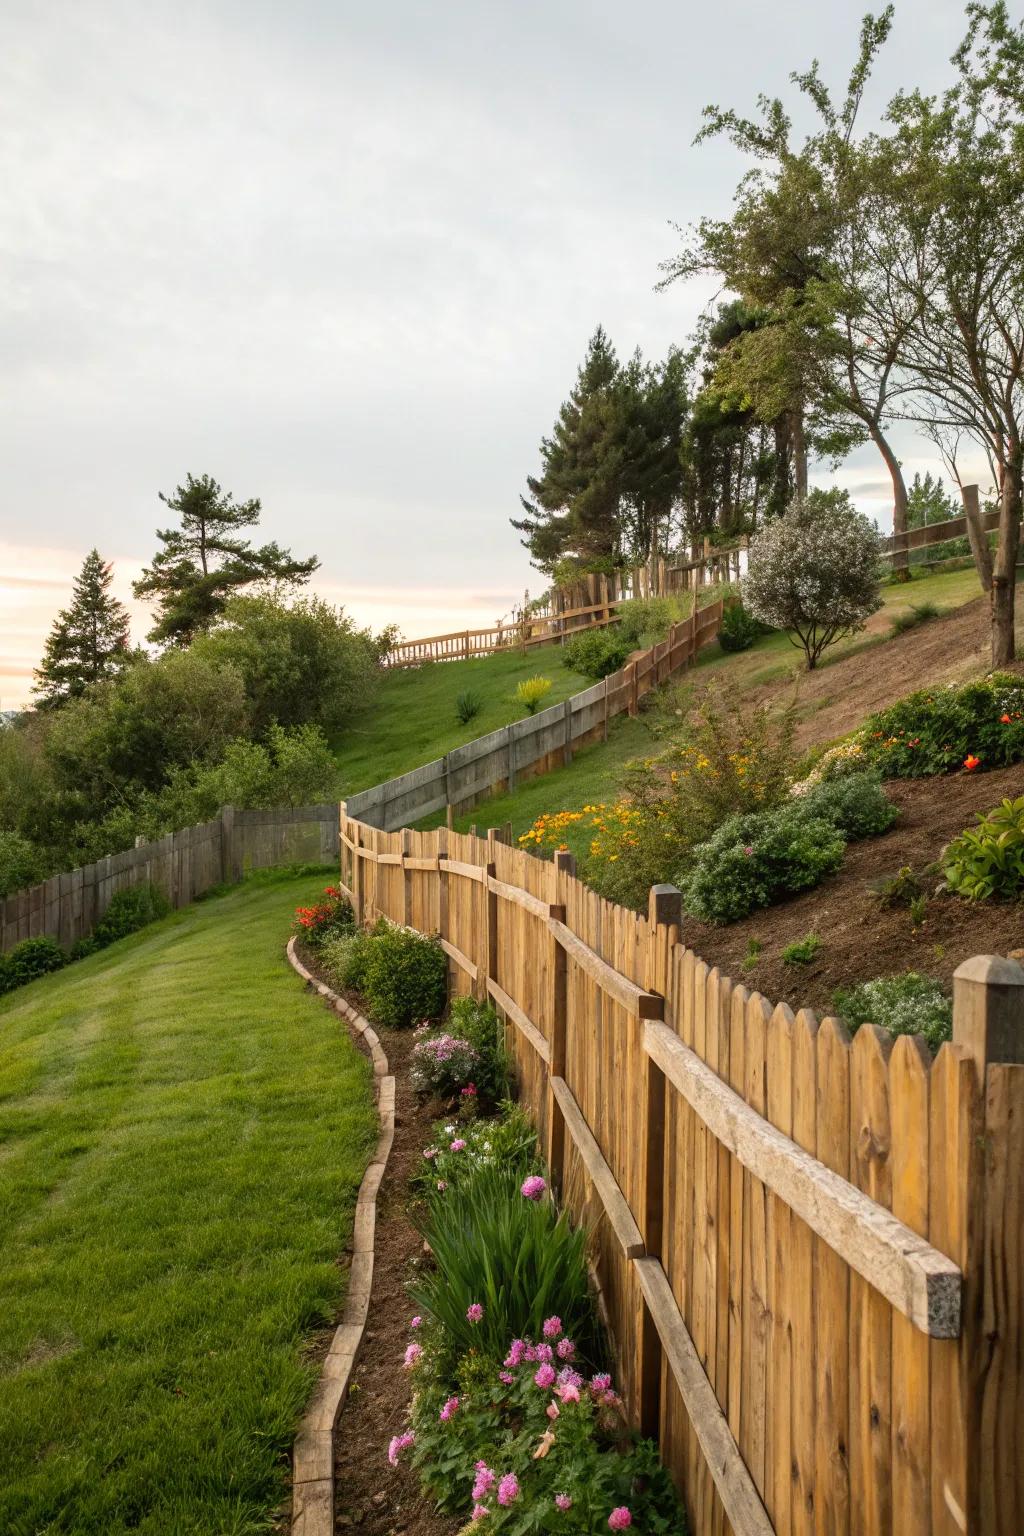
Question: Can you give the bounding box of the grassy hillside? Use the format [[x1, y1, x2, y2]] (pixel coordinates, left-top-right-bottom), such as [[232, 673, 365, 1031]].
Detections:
[[419, 566, 992, 843], [332, 643, 592, 795], [0, 872, 376, 1535]]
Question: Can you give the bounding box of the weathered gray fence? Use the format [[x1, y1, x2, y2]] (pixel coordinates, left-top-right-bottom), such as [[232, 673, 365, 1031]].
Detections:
[[348, 603, 723, 831], [0, 803, 339, 955]]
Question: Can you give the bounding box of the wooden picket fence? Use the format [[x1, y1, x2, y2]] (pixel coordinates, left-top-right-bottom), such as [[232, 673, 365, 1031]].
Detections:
[[337, 810, 1024, 1536]]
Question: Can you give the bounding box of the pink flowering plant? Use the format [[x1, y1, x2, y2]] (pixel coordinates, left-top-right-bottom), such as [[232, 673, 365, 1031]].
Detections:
[[410, 1032, 482, 1100], [410, 1105, 538, 1206]]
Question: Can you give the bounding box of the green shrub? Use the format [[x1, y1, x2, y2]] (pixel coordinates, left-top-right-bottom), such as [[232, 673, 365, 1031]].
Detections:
[[291, 885, 354, 948], [319, 928, 374, 993], [782, 933, 821, 965], [515, 677, 553, 716], [454, 690, 483, 726], [834, 973, 952, 1053], [679, 803, 846, 923], [941, 795, 1024, 902], [92, 883, 171, 948], [717, 597, 766, 652], [868, 864, 924, 909], [614, 596, 675, 645], [446, 995, 508, 1104], [69, 936, 100, 962], [361, 919, 447, 1027], [561, 628, 632, 680], [410, 1162, 596, 1378], [0, 830, 47, 900], [860, 677, 1024, 778], [798, 770, 899, 840], [0, 935, 66, 995], [890, 600, 940, 635]]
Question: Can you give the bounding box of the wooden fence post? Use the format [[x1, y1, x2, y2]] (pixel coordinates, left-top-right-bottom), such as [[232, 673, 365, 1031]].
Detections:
[[948, 954, 1024, 1535], [639, 884, 680, 1439], [628, 662, 639, 718], [484, 860, 498, 1001], [546, 849, 575, 1190], [401, 828, 413, 928], [351, 817, 364, 925]]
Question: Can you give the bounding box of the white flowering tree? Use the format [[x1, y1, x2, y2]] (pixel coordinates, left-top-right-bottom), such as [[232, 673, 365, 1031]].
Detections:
[[743, 491, 882, 669]]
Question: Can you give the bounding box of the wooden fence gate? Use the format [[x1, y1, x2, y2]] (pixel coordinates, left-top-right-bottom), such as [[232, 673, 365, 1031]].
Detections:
[[338, 810, 1024, 1536]]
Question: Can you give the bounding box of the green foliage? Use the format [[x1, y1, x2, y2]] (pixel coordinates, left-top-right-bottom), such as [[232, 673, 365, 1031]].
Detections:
[[292, 885, 355, 948], [860, 677, 1024, 778], [357, 919, 447, 1027], [890, 600, 940, 635], [782, 933, 821, 964], [906, 472, 958, 530], [446, 995, 509, 1104], [941, 796, 1024, 902], [516, 676, 553, 715], [410, 1105, 539, 1207], [743, 492, 883, 669], [0, 830, 46, 900], [318, 928, 374, 994], [717, 596, 766, 652], [92, 883, 171, 949], [742, 938, 763, 970], [614, 596, 675, 645], [869, 865, 924, 910], [192, 595, 384, 736], [133, 472, 319, 646], [455, 690, 483, 725], [33, 548, 132, 708], [0, 935, 66, 995], [410, 1163, 596, 1377], [834, 973, 952, 1054], [561, 628, 632, 680], [680, 803, 845, 923], [798, 770, 899, 840]]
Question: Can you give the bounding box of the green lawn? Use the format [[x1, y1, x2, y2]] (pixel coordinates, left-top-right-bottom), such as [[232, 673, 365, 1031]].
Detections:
[[0, 871, 376, 1536], [332, 643, 591, 795], [421, 565, 987, 850]]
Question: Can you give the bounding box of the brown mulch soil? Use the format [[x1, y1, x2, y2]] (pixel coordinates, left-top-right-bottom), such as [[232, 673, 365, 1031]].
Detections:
[[683, 761, 1024, 1016], [295, 946, 458, 1536]]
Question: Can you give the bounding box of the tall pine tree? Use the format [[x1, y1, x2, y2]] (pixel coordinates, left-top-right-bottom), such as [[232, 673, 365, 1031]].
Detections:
[[34, 550, 132, 708], [134, 474, 319, 646]]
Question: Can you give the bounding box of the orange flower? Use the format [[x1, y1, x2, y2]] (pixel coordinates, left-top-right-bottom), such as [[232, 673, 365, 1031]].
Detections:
[[1001, 713, 1011, 724], [964, 754, 981, 772]]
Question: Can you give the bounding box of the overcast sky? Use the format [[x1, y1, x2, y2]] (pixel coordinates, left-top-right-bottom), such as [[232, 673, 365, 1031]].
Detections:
[[0, 0, 990, 706]]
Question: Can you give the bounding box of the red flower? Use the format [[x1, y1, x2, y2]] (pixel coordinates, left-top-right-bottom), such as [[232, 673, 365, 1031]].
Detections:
[[1001, 713, 1011, 724], [964, 754, 981, 772]]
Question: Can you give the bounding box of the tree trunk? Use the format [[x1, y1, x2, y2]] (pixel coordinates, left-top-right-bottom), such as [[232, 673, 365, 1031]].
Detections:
[[990, 459, 1022, 667], [869, 423, 910, 582], [791, 410, 809, 501]]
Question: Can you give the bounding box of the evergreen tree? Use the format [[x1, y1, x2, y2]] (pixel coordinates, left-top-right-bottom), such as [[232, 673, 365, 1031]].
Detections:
[[134, 474, 319, 645], [905, 472, 957, 529], [33, 549, 132, 708]]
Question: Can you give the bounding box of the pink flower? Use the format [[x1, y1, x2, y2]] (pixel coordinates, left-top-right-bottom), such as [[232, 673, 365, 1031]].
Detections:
[[403, 1342, 422, 1369], [436, 1179, 447, 1192], [556, 1338, 575, 1360], [439, 1396, 459, 1422], [555, 1494, 573, 1512], [557, 1367, 583, 1389], [558, 1383, 581, 1403], [471, 1505, 489, 1522], [497, 1473, 520, 1507], [505, 1339, 527, 1367], [590, 1372, 612, 1394], [472, 1464, 496, 1501], [534, 1363, 556, 1389], [546, 1401, 560, 1420], [542, 1316, 563, 1339], [521, 1175, 546, 1200], [461, 1083, 478, 1097], [608, 1508, 632, 1530], [743, 844, 754, 857], [534, 1342, 554, 1362], [423, 1147, 438, 1160], [450, 1138, 467, 1151], [524, 1343, 538, 1362], [387, 1431, 415, 1466], [499, 1370, 516, 1385], [467, 1303, 484, 1324], [410, 1315, 422, 1329]]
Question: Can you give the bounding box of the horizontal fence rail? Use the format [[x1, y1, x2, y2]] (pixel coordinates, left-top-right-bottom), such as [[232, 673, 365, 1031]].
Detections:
[[348, 602, 723, 830], [337, 808, 1024, 1536], [0, 803, 339, 955]]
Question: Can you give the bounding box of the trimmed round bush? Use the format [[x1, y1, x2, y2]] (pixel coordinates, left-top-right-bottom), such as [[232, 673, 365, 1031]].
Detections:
[[679, 803, 846, 923], [799, 771, 898, 841], [361, 920, 447, 1027], [562, 628, 631, 680], [717, 598, 766, 653], [0, 935, 66, 995]]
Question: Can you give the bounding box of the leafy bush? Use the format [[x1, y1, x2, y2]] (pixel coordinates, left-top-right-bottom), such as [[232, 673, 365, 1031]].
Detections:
[[410, 1162, 596, 1377], [834, 973, 952, 1053], [782, 933, 821, 965], [717, 597, 767, 653], [860, 677, 1024, 778], [561, 628, 632, 680], [455, 691, 483, 726], [445, 996, 508, 1104], [69, 936, 100, 962], [614, 596, 675, 645], [790, 737, 869, 791], [799, 771, 899, 840], [679, 803, 846, 923], [0, 935, 66, 996], [941, 796, 1024, 901], [361, 920, 447, 1027], [92, 883, 171, 948], [319, 928, 374, 993], [743, 490, 882, 669], [515, 677, 553, 715], [868, 864, 924, 909], [0, 830, 47, 900], [291, 885, 354, 948]]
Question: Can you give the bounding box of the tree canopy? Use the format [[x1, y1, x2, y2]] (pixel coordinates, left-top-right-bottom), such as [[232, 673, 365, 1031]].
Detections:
[[33, 550, 132, 708]]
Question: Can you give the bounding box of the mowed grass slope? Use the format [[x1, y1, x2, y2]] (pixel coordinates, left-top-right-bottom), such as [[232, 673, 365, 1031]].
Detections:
[[332, 643, 591, 795], [0, 872, 376, 1536]]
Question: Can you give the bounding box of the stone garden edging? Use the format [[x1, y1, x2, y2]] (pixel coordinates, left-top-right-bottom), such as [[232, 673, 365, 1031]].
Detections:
[[285, 937, 396, 1536]]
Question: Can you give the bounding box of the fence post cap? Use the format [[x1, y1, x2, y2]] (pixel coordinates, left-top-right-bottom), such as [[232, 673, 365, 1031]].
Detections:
[[953, 953, 1024, 987], [953, 952, 1024, 1069], [648, 884, 682, 928]]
